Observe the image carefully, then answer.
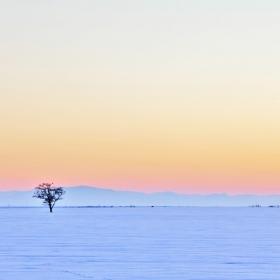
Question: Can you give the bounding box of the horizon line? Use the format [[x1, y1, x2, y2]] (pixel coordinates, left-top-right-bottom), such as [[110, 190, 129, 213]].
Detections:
[[1, 185, 280, 197]]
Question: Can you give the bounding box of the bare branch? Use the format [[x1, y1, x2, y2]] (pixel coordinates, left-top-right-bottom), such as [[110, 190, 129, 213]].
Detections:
[[33, 183, 65, 212]]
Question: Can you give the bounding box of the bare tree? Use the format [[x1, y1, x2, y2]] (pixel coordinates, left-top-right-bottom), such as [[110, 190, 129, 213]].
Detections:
[[33, 183, 65, 212]]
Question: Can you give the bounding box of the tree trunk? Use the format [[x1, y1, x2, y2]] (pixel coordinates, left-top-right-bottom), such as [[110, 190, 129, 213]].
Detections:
[[49, 205, 52, 212]]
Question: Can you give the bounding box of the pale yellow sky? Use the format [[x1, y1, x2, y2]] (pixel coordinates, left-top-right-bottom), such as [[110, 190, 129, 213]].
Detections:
[[1, 1, 280, 193]]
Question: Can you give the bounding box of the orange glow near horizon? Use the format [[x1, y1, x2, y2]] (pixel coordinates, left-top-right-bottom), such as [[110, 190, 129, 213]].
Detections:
[[1, 100, 279, 194]]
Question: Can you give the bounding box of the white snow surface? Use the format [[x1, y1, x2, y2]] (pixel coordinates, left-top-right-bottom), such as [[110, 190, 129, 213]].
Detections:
[[1, 207, 280, 279]]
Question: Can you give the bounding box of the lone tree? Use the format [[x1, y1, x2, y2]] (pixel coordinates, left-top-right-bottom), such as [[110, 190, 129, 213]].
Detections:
[[33, 183, 65, 212]]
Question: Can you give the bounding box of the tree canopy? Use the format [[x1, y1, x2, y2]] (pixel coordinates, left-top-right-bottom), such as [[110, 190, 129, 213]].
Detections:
[[33, 183, 65, 212]]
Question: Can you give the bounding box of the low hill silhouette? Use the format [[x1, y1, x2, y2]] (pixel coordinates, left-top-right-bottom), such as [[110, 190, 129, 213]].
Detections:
[[1, 186, 280, 207]]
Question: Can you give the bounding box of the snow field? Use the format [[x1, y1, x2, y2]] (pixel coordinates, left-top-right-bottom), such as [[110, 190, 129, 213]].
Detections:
[[1, 207, 280, 279]]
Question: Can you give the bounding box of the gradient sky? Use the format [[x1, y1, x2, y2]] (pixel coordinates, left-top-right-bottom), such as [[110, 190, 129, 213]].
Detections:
[[1, 1, 280, 194]]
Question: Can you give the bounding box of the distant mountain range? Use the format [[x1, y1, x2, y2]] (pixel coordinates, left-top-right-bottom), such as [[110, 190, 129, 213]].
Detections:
[[1, 186, 280, 207]]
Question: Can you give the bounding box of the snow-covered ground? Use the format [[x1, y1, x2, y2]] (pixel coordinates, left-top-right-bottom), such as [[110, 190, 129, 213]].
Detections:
[[1, 207, 280, 279]]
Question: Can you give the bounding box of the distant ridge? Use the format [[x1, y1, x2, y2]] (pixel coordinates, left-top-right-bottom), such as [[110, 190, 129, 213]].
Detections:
[[1, 186, 280, 207]]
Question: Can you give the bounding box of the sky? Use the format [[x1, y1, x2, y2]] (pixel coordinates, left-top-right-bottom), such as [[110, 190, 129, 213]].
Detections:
[[0, 1, 280, 194]]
